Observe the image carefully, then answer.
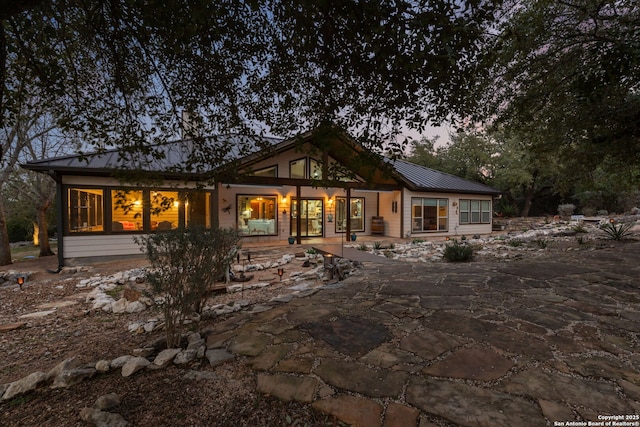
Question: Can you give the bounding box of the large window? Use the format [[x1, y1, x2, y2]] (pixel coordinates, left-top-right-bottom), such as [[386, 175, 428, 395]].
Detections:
[[237, 195, 277, 235], [249, 165, 277, 177], [111, 190, 143, 231], [335, 197, 364, 232], [412, 198, 448, 232], [68, 188, 104, 232], [151, 191, 180, 231], [459, 199, 491, 224], [290, 157, 322, 179]]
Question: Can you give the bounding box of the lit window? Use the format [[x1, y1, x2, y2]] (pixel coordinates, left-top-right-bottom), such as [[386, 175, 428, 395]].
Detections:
[[185, 191, 211, 228], [290, 158, 306, 179], [68, 188, 104, 232], [335, 197, 364, 232], [237, 195, 277, 235], [151, 191, 179, 231], [111, 190, 143, 232]]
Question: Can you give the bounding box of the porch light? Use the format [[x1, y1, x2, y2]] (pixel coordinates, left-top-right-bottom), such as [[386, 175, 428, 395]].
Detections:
[[281, 196, 287, 215], [277, 268, 284, 281], [323, 253, 334, 268]]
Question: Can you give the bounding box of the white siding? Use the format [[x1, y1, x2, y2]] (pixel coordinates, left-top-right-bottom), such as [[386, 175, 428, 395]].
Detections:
[[64, 235, 142, 259], [377, 190, 402, 237], [402, 190, 493, 238]]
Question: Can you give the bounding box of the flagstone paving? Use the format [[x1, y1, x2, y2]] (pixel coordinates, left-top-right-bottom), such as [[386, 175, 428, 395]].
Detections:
[[223, 241, 640, 426]]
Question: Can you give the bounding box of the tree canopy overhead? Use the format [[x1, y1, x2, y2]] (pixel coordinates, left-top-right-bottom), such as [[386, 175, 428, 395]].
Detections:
[[476, 0, 640, 165], [1, 0, 501, 168]]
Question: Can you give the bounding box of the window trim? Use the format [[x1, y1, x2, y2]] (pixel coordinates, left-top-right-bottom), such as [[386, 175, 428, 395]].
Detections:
[[236, 194, 279, 236], [335, 196, 365, 233], [62, 185, 214, 235], [459, 199, 492, 224], [249, 164, 278, 177], [411, 197, 448, 233]]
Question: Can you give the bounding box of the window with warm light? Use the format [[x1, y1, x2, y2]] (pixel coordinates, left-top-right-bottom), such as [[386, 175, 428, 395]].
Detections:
[[335, 197, 364, 232], [185, 191, 211, 228], [151, 191, 179, 231], [111, 190, 143, 231], [237, 195, 277, 235], [68, 188, 104, 232]]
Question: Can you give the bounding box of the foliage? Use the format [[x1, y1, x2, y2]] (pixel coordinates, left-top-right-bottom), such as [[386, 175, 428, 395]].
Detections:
[[305, 248, 317, 255], [411, 238, 425, 244], [3, 0, 503, 167], [557, 204, 576, 217], [388, 242, 395, 250], [475, 0, 640, 173], [6, 217, 33, 243], [442, 240, 474, 262], [357, 243, 368, 251], [508, 239, 523, 247], [572, 223, 588, 233], [373, 241, 382, 250], [599, 221, 634, 241], [135, 226, 240, 348], [535, 239, 548, 249]]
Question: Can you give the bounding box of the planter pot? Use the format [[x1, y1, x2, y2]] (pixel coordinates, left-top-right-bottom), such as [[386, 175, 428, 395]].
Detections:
[[350, 234, 357, 241], [288, 237, 295, 244]]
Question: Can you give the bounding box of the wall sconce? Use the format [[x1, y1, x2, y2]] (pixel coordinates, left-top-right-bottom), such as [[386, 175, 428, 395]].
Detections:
[[277, 267, 284, 281], [281, 196, 287, 215], [17, 276, 25, 290]]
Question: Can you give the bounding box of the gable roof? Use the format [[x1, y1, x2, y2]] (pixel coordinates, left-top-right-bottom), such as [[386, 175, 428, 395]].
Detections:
[[23, 130, 500, 196]]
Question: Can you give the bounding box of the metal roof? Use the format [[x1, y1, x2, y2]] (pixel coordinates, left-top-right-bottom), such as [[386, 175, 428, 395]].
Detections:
[[23, 132, 500, 195], [388, 158, 501, 195]]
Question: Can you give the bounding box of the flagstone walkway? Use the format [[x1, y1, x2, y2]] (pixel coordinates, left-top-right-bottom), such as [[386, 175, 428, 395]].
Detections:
[[209, 241, 640, 426]]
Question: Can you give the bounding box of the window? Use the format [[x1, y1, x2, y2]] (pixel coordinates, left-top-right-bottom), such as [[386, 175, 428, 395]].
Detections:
[[290, 158, 306, 179], [290, 157, 322, 179], [111, 189, 143, 231], [68, 188, 104, 232], [250, 165, 277, 177], [151, 191, 180, 231], [237, 195, 277, 235], [459, 199, 491, 224], [335, 197, 364, 232], [412, 198, 448, 232]]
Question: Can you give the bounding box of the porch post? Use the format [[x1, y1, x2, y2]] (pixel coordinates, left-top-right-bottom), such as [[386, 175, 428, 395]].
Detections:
[[346, 187, 351, 242], [54, 175, 64, 267], [296, 184, 302, 244], [212, 184, 219, 229]]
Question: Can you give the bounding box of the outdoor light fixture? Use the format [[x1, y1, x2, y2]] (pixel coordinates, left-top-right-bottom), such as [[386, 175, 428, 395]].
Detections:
[[323, 253, 334, 268], [277, 268, 284, 281], [446, 236, 450, 241], [16, 276, 25, 290], [281, 197, 288, 215]]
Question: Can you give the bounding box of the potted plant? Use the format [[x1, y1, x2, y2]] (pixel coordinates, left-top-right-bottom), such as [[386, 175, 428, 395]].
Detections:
[[350, 233, 357, 241], [288, 236, 295, 244]]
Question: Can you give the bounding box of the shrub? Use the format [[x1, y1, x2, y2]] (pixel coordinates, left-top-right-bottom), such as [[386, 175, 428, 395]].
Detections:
[[508, 239, 523, 247], [388, 243, 395, 250], [373, 241, 382, 249], [135, 226, 240, 348], [572, 223, 588, 233], [600, 220, 634, 241], [557, 204, 576, 217], [7, 218, 33, 243], [443, 240, 473, 262], [357, 243, 368, 251], [535, 239, 548, 249]]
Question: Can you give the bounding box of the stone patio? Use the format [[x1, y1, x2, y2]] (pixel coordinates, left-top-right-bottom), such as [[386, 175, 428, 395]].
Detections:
[[213, 239, 640, 426]]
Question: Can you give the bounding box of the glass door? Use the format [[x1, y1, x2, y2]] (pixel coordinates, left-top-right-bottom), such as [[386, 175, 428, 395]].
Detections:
[[291, 199, 323, 237]]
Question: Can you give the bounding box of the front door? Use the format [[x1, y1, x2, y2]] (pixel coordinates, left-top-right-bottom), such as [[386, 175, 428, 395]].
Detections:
[[291, 199, 323, 237]]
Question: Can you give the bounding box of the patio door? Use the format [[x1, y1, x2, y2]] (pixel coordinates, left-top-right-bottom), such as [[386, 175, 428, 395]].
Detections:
[[291, 199, 323, 237]]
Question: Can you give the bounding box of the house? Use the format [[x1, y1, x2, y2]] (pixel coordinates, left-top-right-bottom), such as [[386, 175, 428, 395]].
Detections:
[[22, 127, 501, 266]]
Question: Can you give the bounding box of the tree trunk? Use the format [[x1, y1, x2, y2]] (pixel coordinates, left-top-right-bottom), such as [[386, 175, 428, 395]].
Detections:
[[37, 203, 55, 257], [0, 196, 13, 265], [520, 171, 538, 217]]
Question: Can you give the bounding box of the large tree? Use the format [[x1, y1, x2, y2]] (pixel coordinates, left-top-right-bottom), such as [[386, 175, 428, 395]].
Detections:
[[2, 0, 502, 170], [476, 0, 640, 169]]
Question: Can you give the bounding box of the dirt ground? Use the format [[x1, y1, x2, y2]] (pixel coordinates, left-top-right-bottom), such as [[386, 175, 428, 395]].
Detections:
[[0, 255, 340, 426]]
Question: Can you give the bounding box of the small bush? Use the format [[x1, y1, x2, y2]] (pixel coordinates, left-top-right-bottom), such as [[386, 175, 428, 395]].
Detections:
[[443, 240, 474, 262], [557, 204, 576, 217], [388, 243, 395, 249], [600, 221, 634, 241], [572, 223, 588, 233], [357, 243, 368, 251], [373, 241, 382, 249], [535, 239, 548, 249], [305, 248, 318, 255], [508, 239, 523, 247], [135, 226, 240, 348]]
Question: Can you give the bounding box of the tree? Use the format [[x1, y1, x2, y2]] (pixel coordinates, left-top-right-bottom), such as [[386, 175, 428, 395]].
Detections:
[[475, 0, 640, 170], [2, 0, 503, 173]]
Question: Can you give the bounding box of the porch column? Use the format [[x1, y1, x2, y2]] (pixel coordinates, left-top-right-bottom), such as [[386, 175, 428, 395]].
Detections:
[[54, 174, 64, 267], [296, 184, 302, 244], [212, 184, 219, 229], [346, 187, 351, 242]]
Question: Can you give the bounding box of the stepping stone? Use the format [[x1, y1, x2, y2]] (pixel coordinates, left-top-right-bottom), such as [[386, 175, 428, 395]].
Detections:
[[18, 310, 56, 319], [423, 347, 514, 381], [256, 373, 317, 403], [312, 395, 383, 427], [301, 316, 391, 357], [315, 359, 406, 399]]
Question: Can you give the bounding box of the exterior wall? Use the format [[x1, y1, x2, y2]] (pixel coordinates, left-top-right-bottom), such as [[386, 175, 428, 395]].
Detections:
[[64, 234, 142, 260], [376, 190, 402, 237], [402, 189, 493, 238]]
